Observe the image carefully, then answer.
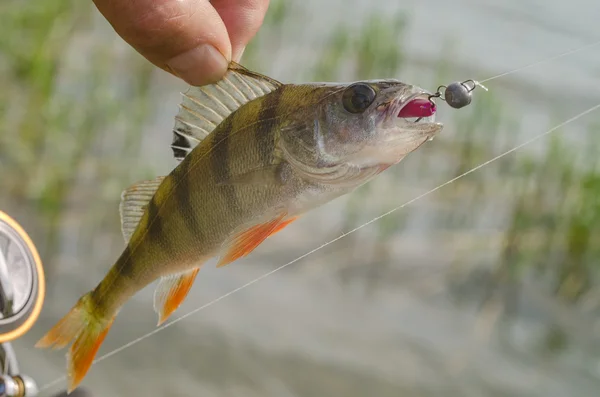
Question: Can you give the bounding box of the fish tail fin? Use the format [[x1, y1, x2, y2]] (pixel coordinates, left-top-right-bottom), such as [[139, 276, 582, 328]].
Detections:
[[35, 292, 115, 393]]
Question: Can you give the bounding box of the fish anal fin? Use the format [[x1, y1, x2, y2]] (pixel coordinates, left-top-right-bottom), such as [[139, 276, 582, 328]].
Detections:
[[153, 268, 200, 326], [171, 62, 283, 161], [119, 176, 165, 243], [216, 213, 288, 268]]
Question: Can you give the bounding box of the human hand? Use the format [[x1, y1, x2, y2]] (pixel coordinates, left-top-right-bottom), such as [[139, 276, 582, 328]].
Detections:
[[92, 0, 270, 86]]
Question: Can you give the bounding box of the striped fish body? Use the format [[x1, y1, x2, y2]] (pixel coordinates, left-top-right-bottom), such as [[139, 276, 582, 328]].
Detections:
[[93, 87, 325, 317], [36, 62, 444, 392], [113, 86, 321, 288]]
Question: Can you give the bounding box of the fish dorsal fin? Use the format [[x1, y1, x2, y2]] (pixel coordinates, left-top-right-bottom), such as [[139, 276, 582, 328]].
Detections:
[[119, 176, 165, 243], [171, 62, 283, 161]]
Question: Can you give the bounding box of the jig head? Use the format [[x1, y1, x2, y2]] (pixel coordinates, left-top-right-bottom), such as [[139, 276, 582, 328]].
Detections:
[[428, 79, 488, 109]]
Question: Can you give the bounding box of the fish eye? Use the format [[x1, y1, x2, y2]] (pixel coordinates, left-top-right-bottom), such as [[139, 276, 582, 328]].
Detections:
[[342, 83, 376, 114]]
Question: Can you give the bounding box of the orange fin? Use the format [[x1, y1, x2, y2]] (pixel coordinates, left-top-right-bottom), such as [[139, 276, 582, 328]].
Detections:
[[153, 268, 200, 326], [35, 292, 115, 393], [216, 213, 289, 268], [268, 216, 298, 238]]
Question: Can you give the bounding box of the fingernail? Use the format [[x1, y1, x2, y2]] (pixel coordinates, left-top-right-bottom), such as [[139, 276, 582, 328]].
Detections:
[[233, 46, 246, 62], [167, 44, 229, 86]]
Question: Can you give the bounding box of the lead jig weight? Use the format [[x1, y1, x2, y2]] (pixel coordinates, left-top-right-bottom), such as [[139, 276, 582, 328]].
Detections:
[[428, 79, 488, 109]]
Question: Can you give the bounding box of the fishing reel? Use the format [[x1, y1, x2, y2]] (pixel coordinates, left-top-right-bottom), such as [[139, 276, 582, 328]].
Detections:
[[0, 211, 45, 397], [0, 374, 38, 397]]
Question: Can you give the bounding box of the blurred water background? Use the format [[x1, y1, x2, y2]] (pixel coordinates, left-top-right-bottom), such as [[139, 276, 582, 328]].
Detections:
[[2, 0, 600, 396]]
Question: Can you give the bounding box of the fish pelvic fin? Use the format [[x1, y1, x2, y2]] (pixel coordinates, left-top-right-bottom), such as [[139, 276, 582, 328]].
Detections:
[[216, 212, 295, 268], [35, 292, 115, 393], [268, 216, 298, 238], [153, 268, 201, 326]]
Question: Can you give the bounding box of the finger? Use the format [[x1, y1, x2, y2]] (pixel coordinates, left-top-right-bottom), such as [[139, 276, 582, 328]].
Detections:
[[93, 0, 231, 86], [211, 0, 270, 61]]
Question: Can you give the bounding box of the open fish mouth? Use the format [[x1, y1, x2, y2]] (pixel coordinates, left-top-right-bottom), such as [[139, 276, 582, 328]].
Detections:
[[385, 91, 444, 134]]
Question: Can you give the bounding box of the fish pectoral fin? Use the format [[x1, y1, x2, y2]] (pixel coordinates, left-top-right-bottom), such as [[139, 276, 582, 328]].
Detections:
[[153, 268, 200, 326], [216, 212, 290, 268], [119, 176, 166, 243]]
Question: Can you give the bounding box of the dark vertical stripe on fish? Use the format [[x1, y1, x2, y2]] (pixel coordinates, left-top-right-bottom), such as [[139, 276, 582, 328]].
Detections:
[[210, 117, 238, 210], [173, 158, 203, 240], [146, 197, 173, 253], [114, 245, 133, 280], [255, 88, 283, 166]]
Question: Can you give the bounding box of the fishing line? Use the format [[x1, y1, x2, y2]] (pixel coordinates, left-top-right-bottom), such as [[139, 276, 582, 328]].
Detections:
[[38, 38, 600, 394], [479, 39, 600, 83]]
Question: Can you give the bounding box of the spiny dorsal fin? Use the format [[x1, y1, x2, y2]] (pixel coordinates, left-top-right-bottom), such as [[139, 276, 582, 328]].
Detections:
[[119, 176, 165, 243], [171, 62, 283, 161]]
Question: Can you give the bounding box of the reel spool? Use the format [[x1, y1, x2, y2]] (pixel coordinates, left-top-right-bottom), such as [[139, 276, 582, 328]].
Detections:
[[0, 211, 45, 343]]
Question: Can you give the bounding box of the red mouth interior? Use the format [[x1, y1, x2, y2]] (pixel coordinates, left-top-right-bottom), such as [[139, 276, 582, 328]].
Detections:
[[398, 98, 436, 118]]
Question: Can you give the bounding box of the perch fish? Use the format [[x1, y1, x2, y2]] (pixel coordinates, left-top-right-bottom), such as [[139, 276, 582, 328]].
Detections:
[[36, 62, 444, 392]]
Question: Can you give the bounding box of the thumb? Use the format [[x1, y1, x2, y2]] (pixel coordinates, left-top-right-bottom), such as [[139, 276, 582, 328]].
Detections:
[[93, 0, 232, 86]]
